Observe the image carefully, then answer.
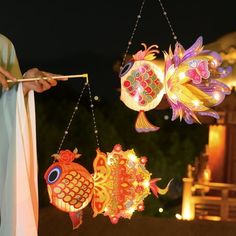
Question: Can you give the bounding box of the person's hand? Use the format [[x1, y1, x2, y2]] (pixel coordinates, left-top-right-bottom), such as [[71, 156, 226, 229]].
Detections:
[[0, 66, 17, 90], [22, 68, 67, 95]]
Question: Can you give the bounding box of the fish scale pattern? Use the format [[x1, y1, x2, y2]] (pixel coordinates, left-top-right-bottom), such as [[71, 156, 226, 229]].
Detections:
[[123, 63, 163, 106], [53, 170, 94, 209]]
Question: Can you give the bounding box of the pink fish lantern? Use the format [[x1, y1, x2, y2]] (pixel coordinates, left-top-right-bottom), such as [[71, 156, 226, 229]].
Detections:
[[120, 37, 231, 132]]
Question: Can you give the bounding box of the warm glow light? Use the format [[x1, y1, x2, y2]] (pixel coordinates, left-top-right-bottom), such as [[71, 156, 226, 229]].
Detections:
[[137, 204, 144, 211], [211, 59, 218, 67], [203, 166, 211, 183], [107, 154, 113, 165], [143, 180, 150, 188], [179, 72, 186, 80], [192, 99, 200, 107], [208, 125, 226, 182], [134, 95, 139, 103], [213, 92, 221, 101], [140, 156, 148, 164], [170, 94, 178, 101], [128, 153, 137, 162], [127, 207, 136, 215], [182, 204, 192, 220], [158, 207, 163, 213], [175, 213, 182, 220], [182, 178, 194, 220]]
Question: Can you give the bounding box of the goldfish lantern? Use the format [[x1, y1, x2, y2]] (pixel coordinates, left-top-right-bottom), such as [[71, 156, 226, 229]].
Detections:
[[44, 145, 171, 229], [44, 148, 94, 229], [120, 36, 231, 132]]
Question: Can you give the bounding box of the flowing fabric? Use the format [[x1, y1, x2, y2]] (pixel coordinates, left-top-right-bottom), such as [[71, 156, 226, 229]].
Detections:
[[0, 34, 38, 236]]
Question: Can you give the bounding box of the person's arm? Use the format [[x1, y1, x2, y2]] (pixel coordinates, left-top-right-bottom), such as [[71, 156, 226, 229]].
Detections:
[[0, 66, 67, 95], [0, 66, 17, 90]]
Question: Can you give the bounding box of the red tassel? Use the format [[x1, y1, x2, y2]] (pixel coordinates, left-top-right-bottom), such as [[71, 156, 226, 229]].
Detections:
[[69, 211, 83, 230]]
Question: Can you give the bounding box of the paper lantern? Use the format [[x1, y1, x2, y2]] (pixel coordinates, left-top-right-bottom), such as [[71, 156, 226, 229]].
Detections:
[[119, 37, 231, 132], [44, 148, 94, 229], [44, 145, 171, 229], [120, 44, 164, 132]]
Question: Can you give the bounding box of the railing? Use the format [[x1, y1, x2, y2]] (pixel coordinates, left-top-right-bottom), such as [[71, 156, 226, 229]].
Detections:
[[182, 178, 236, 221]]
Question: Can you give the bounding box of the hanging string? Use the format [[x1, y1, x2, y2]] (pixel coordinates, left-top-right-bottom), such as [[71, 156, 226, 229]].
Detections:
[[56, 80, 100, 153], [87, 82, 100, 148], [120, 0, 179, 70], [157, 0, 178, 42], [56, 82, 87, 153], [120, 0, 146, 69]]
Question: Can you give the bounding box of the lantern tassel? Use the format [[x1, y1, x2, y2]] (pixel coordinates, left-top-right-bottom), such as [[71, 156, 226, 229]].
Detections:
[[135, 110, 159, 133], [69, 211, 83, 230]]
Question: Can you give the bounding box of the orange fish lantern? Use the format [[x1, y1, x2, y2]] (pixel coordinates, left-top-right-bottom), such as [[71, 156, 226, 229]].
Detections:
[[119, 37, 231, 132], [44, 145, 171, 229], [44, 148, 94, 228]]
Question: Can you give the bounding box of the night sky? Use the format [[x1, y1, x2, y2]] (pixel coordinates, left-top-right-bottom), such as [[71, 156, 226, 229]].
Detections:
[[2, 0, 236, 100]]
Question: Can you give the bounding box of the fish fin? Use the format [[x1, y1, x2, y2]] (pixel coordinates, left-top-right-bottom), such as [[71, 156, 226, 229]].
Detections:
[[150, 178, 173, 197], [69, 211, 83, 230], [135, 111, 159, 133]]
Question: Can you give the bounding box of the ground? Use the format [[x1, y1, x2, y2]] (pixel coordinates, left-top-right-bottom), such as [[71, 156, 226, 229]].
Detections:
[[39, 206, 236, 236]]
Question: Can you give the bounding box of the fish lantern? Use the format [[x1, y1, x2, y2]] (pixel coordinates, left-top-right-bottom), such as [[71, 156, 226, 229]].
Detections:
[[119, 36, 231, 132], [44, 148, 94, 228], [44, 145, 171, 229], [120, 44, 164, 132]]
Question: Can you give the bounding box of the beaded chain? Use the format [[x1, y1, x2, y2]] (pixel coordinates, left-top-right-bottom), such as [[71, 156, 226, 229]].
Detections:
[[121, 0, 178, 68], [157, 0, 178, 42], [120, 0, 146, 69], [57, 78, 100, 154]]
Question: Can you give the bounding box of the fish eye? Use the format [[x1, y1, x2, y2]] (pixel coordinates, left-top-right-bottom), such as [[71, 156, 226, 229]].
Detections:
[[119, 61, 134, 77], [47, 166, 62, 184]]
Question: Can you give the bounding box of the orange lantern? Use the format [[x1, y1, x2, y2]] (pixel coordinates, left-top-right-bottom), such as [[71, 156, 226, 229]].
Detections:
[[44, 145, 171, 229], [44, 148, 94, 229]]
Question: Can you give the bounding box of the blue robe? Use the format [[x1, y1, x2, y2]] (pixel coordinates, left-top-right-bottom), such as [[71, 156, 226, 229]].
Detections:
[[0, 34, 38, 236]]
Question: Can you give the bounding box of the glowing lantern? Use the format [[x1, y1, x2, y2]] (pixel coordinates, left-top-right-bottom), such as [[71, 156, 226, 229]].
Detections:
[[44, 148, 94, 229], [44, 145, 171, 229], [120, 44, 164, 132], [120, 37, 231, 132]]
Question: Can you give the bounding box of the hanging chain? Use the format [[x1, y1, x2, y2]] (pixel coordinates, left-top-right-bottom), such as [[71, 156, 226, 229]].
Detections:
[[120, 0, 178, 70], [56, 79, 100, 153], [157, 0, 178, 42], [120, 0, 146, 69], [87, 82, 100, 148], [57, 82, 87, 153]]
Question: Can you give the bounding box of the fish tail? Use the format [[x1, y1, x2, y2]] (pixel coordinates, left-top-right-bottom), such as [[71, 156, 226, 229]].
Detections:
[[69, 211, 83, 230], [135, 110, 159, 133], [150, 178, 173, 197]]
